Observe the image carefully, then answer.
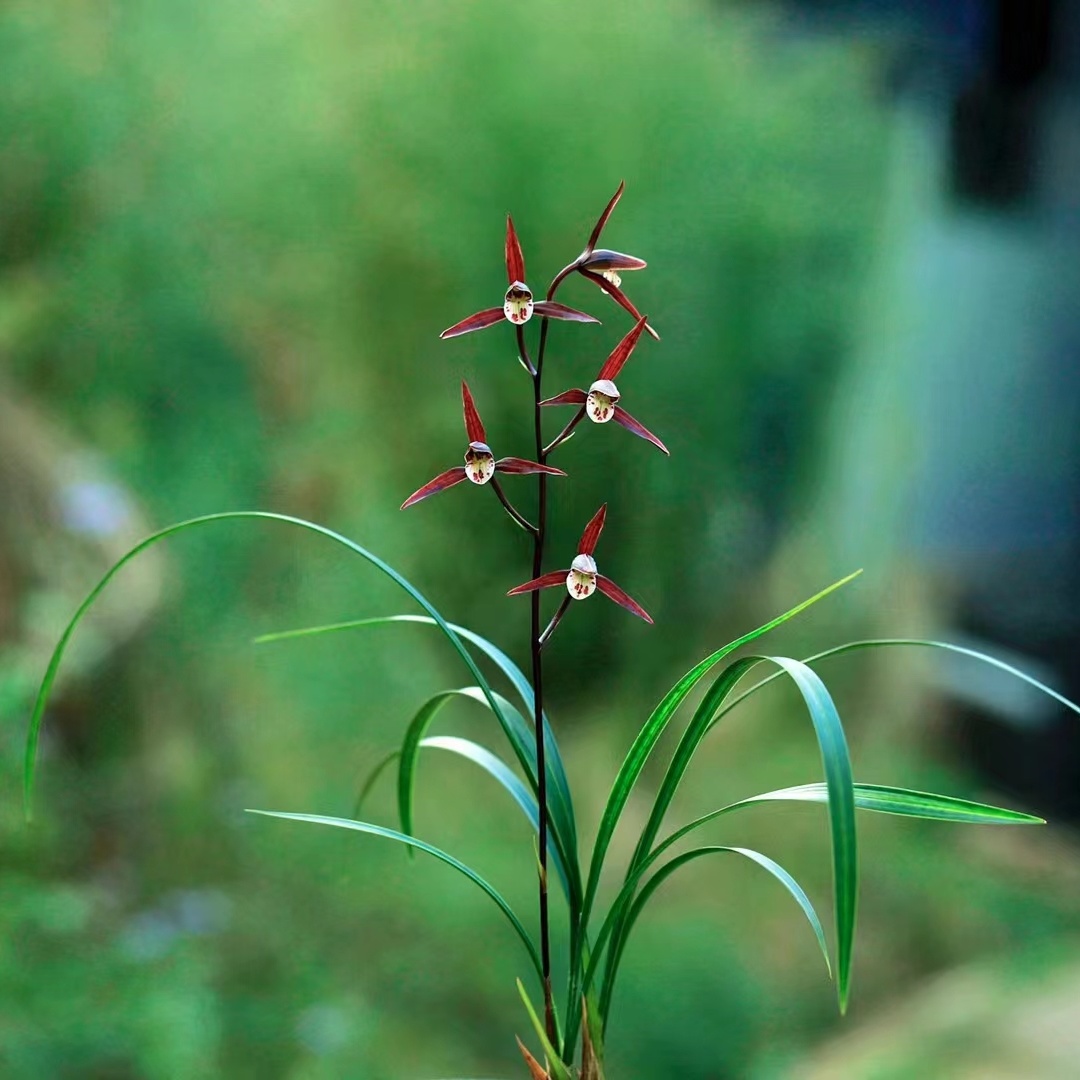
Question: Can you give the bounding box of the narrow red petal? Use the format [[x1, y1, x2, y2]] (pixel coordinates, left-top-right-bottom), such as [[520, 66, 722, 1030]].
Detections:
[[539, 388, 588, 407], [494, 457, 567, 477], [578, 503, 607, 556], [597, 315, 650, 382], [461, 381, 486, 443], [532, 300, 600, 324], [440, 307, 506, 339], [579, 249, 647, 272], [507, 570, 570, 596], [401, 467, 468, 509], [612, 405, 669, 455], [505, 214, 526, 285], [585, 180, 625, 253], [596, 575, 653, 624], [578, 269, 660, 341]]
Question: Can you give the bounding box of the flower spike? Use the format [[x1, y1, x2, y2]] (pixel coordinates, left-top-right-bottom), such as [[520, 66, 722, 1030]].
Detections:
[[541, 316, 668, 455], [402, 382, 564, 509], [440, 218, 600, 340], [507, 505, 652, 624]]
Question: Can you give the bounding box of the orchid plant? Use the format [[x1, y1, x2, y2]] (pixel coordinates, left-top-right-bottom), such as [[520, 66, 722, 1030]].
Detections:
[[23, 183, 1080, 1079]]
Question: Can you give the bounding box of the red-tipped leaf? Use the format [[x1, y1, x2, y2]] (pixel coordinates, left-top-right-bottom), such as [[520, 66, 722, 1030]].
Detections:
[[505, 214, 526, 285], [507, 570, 570, 596], [401, 467, 468, 509], [495, 457, 566, 477], [540, 388, 588, 407], [532, 300, 600, 325], [585, 180, 625, 253], [461, 381, 486, 443], [578, 504, 607, 556], [579, 269, 660, 341], [596, 574, 653, 623], [580, 248, 647, 272], [440, 307, 505, 339], [613, 405, 669, 455], [597, 315, 650, 381]]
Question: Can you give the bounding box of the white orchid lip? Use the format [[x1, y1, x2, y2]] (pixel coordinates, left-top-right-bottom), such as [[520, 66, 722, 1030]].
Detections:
[[464, 441, 496, 485], [586, 379, 620, 424], [601, 269, 622, 289], [504, 282, 534, 325], [567, 553, 598, 599]]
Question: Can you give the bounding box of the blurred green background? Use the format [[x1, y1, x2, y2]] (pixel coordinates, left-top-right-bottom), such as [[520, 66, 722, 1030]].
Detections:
[[3, 1, 1079, 1076]]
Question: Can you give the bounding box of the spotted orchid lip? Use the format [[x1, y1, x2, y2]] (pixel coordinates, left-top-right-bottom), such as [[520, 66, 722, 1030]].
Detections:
[[504, 282, 535, 325], [464, 444, 496, 485]]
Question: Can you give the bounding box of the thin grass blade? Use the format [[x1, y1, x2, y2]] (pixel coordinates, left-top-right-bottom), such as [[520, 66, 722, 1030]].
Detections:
[[247, 810, 542, 978]]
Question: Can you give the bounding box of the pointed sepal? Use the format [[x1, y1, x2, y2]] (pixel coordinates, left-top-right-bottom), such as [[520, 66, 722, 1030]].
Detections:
[[613, 405, 669, 455], [596, 574, 653, 623], [440, 307, 506, 339], [505, 214, 526, 285], [400, 466, 468, 509], [461, 381, 486, 443], [495, 457, 567, 477], [584, 180, 625, 254], [532, 300, 600, 325], [507, 570, 570, 596], [577, 504, 607, 556], [579, 269, 660, 340], [597, 315, 650, 381], [540, 388, 588, 407]]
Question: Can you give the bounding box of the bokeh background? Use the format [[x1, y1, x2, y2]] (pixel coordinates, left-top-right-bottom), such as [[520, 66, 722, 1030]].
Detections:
[[2, 1, 1079, 1076]]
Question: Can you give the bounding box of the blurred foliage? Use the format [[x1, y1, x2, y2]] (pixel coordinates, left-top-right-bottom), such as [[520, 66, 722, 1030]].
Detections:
[[3, 1, 1073, 1077]]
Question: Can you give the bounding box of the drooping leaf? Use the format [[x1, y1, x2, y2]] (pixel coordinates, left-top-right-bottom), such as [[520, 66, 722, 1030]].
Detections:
[[254, 612, 579, 875], [710, 637, 1080, 737], [352, 748, 400, 817], [247, 810, 542, 978], [415, 733, 572, 901], [596, 846, 831, 1025], [24, 512, 528, 821], [581, 571, 861, 929]]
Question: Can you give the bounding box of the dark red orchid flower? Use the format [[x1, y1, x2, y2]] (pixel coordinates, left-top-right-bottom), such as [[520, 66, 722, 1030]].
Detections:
[[541, 316, 667, 455], [571, 181, 659, 341], [402, 382, 564, 509], [440, 216, 600, 340], [507, 504, 653, 623]]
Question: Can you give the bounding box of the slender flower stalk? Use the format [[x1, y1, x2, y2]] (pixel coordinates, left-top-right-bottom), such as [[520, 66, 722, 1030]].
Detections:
[[439, 183, 659, 1063]]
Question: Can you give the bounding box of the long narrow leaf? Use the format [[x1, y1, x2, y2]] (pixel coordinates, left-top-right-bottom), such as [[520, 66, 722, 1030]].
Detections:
[[581, 571, 860, 929], [352, 749, 400, 817], [710, 638, 1080, 740], [255, 613, 579, 880], [598, 847, 830, 1025], [598, 655, 857, 1021], [247, 810, 542, 978], [414, 733, 572, 901], [649, 783, 1043, 872], [23, 513, 527, 827]]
